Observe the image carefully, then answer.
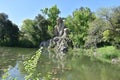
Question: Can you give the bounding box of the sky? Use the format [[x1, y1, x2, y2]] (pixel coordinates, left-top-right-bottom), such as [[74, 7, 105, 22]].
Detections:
[[0, 0, 120, 27]]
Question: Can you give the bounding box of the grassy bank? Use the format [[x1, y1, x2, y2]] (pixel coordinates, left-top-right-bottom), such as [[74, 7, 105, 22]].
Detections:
[[96, 46, 120, 63], [72, 46, 120, 64]]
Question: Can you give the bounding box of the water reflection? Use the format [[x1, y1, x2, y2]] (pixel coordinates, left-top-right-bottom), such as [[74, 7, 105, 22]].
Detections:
[[0, 48, 120, 80], [0, 47, 37, 80], [2, 61, 25, 80], [48, 49, 67, 72]]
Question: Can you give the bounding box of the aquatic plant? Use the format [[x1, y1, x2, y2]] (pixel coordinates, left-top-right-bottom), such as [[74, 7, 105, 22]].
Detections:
[[23, 48, 42, 80], [23, 47, 52, 80]]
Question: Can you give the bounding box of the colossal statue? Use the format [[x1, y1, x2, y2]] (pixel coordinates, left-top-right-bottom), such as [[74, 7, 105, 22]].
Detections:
[[40, 17, 73, 53], [54, 17, 64, 36]]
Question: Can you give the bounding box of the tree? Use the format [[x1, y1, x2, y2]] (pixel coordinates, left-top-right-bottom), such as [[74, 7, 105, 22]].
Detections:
[[20, 19, 35, 47], [0, 13, 8, 42], [97, 6, 120, 48], [41, 5, 60, 37], [21, 14, 50, 47], [85, 6, 120, 48], [65, 7, 95, 47], [20, 5, 60, 47], [110, 6, 120, 47], [0, 13, 19, 46], [85, 18, 107, 48], [34, 14, 50, 42]]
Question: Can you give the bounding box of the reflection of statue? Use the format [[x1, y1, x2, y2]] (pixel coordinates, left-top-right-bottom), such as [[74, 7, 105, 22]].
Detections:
[[54, 17, 64, 36]]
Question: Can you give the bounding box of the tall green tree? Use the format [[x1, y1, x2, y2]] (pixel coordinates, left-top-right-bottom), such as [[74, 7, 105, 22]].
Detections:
[[21, 14, 50, 47], [20, 19, 35, 47], [85, 18, 107, 48], [97, 6, 120, 48], [41, 5, 60, 37], [85, 6, 120, 48], [34, 14, 50, 42], [0, 13, 19, 46], [65, 7, 95, 47]]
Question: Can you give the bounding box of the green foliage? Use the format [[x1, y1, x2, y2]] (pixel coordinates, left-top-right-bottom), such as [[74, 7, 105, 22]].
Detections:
[[73, 46, 120, 63], [97, 6, 120, 48], [41, 5, 60, 37], [85, 6, 120, 48], [18, 38, 34, 48], [65, 7, 95, 47], [20, 19, 36, 46], [45, 5, 60, 27], [0, 13, 19, 46], [23, 48, 42, 80], [1, 6, 119, 48], [103, 53, 118, 60], [23, 47, 52, 80], [34, 14, 50, 41], [20, 5, 60, 47], [97, 46, 120, 60], [102, 30, 111, 42], [85, 18, 106, 48], [21, 15, 50, 47]]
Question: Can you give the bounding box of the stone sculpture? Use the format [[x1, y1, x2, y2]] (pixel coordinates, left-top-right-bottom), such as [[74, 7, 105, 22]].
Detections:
[[40, 17, 73, 53], [54, 17, 65, 36]]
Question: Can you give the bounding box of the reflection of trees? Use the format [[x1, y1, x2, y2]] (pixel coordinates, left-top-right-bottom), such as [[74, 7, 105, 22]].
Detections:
[[1, 61, 25, 80], [1, 49, 81, 80], [0, 69, 4, 79]]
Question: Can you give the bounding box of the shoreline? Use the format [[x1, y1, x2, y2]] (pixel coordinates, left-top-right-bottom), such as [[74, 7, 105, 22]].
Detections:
[[71, 46, 120, 64]]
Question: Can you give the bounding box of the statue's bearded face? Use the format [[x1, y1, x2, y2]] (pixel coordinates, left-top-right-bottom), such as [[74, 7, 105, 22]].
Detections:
[[57, 17, 63, 25]]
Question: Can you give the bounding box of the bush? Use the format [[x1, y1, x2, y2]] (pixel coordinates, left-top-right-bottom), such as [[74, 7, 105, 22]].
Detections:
[[103, 53, 118, 59], [18, 39, 35, 48], [97, 46, 120, 60]]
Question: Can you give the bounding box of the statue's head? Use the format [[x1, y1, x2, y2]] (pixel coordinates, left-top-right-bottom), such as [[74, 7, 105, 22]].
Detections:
[[57, 17, 63, 25]]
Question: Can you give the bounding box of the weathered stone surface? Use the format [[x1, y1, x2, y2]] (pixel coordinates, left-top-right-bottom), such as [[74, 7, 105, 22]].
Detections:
[[54, 17, 65, 37], [39, 40, 50, 48], [40, 17, 73, 53]]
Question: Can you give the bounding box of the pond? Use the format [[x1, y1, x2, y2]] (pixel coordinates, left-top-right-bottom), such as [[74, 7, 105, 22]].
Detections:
[[0, 47, 120, 80]]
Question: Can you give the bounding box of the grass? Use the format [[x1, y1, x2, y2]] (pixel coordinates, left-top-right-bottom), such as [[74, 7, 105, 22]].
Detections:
[[96, 46, 120, 63], [72, 46, 120, 63]]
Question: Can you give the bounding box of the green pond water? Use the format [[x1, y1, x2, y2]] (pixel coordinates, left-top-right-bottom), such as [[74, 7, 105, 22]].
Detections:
[[0, 47, 120, 80]]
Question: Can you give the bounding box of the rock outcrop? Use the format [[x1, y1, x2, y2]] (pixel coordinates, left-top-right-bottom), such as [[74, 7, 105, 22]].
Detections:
[[40, 17, 73, 53]]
